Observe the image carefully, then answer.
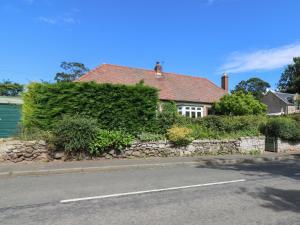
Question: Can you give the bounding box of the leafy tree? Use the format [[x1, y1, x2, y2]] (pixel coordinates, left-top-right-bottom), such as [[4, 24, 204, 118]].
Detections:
[[232, 77, 270, 100], [277, 57, 300, 93], [212, 91, 267, 116], [54, 61, 89, 82], [0, 80, 23, 96]]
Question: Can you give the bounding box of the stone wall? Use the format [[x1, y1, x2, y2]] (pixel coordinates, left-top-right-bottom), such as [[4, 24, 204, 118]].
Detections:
[[0, 139, 50, 163], [277, 139, 300, 153], [0, 136, 274, 162], [105, 137, 266, 159]]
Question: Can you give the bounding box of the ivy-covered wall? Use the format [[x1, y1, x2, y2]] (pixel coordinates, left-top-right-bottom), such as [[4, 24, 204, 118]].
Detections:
[[22, 82, 158, 134]]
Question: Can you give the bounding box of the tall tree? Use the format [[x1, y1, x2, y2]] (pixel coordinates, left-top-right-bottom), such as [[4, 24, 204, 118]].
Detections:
[[0, 80, 23, 96], [277, 57, 300, 93], [54, 62, 89, 82], [232, 77, 270, 100]]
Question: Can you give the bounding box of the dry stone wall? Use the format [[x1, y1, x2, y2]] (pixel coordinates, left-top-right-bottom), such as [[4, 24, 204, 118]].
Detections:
[[0, 136, 270, 162], [105, 137, 266, 158], [0, 138, 50, 163]]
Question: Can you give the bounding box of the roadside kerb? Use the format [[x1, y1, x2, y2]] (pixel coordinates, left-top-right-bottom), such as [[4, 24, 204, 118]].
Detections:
[[0, 154, 299, 178]]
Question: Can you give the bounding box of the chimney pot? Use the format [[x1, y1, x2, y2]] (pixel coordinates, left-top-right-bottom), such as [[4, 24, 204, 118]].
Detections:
[[154, 62, 163, 77]]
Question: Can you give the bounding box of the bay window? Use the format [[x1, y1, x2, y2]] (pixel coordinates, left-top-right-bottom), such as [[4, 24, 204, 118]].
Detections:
[[177, 105, 203, 118]]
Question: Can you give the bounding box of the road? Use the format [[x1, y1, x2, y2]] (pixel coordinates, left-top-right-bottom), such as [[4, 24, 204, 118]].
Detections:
[[0, 160, 300, 225]]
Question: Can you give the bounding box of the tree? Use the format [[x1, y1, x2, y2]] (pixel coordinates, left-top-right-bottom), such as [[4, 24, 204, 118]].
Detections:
[[0, 80, 23, 96], [54, 62, 89, 82], [232, 77, 270, 100], [212, 91, 267, 116], [277, 57, 300, 93]]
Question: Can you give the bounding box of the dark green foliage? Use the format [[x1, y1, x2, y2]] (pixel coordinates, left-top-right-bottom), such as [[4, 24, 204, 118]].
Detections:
[[232, 77, 270, 100], [22, 82, 158, 134], [156, 101, 179, 134], [90, 129, 133, 155], [261, 117, 300, 141], [277, 57, 300, 93], [213, 91, 267, 116], [52, 115, 99, 153], [0, 80, 23, 96], [54, 62, 89, 82]]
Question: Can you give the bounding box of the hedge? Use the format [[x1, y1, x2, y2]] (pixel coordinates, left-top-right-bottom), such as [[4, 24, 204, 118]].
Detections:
[[261, 117, 300, 141], [22, 82, 158, 134], [176, 115, 267, 139]]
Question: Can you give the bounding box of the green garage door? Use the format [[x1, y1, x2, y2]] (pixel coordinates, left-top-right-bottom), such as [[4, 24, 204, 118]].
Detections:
[[0, 104, 21, 138]]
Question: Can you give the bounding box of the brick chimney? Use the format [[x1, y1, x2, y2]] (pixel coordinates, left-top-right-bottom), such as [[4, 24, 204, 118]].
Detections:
[[221, 72, 229, 92], [154, 62, 163, 77]]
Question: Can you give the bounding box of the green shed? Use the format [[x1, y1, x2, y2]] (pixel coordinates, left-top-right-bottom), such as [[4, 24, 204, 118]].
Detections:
[[0, 96, 23, 138]]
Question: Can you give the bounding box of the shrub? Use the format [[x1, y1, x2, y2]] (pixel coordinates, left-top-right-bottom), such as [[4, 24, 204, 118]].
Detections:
[[90, 129, 133, 155], [249, 149, 261, 156], [213, 91, 267, 116], [22, 82, 158, 135], [167, 126, 194, 146], [137, 132, 165, 142], [176, 115, 267, 139], [261, 117, 300, 141], [52, 115, 99, 154], [156, 101, 179, 134]]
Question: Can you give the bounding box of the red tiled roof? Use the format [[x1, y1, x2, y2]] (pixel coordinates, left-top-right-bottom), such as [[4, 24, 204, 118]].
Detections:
[[78, 64, 227, 103]]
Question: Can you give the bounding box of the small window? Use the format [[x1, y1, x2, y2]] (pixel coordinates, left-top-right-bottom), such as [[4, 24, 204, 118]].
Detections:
[[186, 111, 190, 117], [191, 112, 196, 118], [197, 112, 201, 118]]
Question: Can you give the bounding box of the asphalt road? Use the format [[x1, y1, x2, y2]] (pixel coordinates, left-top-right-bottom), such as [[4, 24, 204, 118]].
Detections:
[[0, 160, 300, 225]]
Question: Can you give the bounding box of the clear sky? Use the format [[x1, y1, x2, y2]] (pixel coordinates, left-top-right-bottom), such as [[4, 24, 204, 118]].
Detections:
[[1, 0, 300, 90]]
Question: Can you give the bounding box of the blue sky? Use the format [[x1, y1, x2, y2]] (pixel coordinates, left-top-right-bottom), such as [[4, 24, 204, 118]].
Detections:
[[1, 0, 300, 90]]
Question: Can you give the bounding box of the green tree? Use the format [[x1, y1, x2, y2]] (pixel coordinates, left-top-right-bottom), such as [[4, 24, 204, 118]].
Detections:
[[54, 62, 89, 82], [277, 57, 300, 93], [213, 91, 267, 116], [0, 80, 23, 96], [232, 77, 270, 100]]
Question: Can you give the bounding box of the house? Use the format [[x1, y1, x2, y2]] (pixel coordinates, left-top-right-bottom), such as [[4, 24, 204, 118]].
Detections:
[[78, 63, 228, 118], [261, 90, 300, 115], [0, 96, 23, 138]]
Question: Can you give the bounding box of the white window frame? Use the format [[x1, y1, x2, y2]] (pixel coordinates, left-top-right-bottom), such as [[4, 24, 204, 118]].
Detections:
[[177, 105, 203, 118]]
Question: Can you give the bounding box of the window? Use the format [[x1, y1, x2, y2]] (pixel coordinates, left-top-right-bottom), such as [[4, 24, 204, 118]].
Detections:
[[177, 105, 203, 118]]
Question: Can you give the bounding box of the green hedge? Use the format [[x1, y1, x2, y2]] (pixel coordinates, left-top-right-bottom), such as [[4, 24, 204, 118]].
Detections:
[[176, 115, 267, 139], [261, 117, 300, 141], [22, 82, 158, 134]]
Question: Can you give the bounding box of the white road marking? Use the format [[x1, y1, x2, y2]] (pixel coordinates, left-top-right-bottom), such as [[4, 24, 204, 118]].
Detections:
[[60, 179, 246, 203], [294, 172, 300, 176]]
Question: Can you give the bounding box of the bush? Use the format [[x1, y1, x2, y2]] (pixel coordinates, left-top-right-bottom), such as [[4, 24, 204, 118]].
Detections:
[[249, 149, 261, 156], [90, 129, 133, 155], [167, 126, 194, 146], [137, 132, 165, 142], [261, 117, 300, 141], [22, 82, 158, 135], [156, 101, 179, 134], [213, 91, 267, 116], [175, 115, 267, 139], [52, 115, 99, 154]]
